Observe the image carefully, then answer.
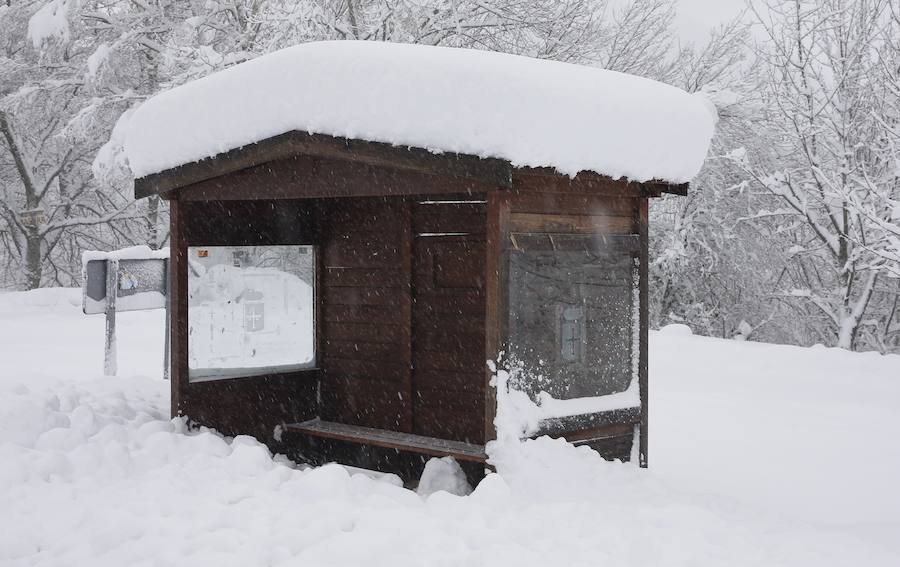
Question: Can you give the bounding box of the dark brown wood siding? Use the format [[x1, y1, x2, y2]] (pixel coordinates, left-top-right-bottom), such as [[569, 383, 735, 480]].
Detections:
[[412, 201, 487, 444], [317, 198, 414, 433], [315, 197, 488, 444], [637, 197, 649, 467], [173, 199, 321, 452], [164, 153, 657, 476]]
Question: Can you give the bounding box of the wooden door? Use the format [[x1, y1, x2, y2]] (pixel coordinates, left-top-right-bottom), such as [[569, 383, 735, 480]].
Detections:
[[411, 201, 486, 444]]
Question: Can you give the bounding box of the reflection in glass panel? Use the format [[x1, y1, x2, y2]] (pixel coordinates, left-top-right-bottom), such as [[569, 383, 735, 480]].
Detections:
[[508, 243, 636, 401], [188, 245, 315, 380]]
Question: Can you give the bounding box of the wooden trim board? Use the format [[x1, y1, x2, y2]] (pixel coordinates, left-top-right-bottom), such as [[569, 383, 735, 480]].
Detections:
[[138, 132, 686, 201], [137, 131, 513, 199], [284, 419, 487, 463]]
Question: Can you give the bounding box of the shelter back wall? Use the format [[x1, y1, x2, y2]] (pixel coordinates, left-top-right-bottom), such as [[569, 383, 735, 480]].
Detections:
[[172, 195, 489, 452], [317, 196, 487, 445], [174, 199, 321, 451]]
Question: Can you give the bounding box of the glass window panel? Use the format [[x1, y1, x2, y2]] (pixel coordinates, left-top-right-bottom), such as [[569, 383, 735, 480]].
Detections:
[[508, 245, 636, 400], [187, 245, 315, 380]]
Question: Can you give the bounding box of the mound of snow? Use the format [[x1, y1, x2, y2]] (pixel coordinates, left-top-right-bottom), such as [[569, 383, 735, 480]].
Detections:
[[125, 41, 716, 184], [658, 323, 693, 335], [417, 457, 472, 498]]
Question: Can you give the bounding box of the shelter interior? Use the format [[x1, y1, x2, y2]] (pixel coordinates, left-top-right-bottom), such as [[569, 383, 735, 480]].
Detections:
[[149, 134, 681, 483]]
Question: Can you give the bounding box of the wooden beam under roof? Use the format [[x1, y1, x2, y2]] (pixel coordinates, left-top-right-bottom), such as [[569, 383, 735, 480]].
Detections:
[[512, 166, 688, 197], [134, 131, 514, 199], [134, 130, 688, 200]]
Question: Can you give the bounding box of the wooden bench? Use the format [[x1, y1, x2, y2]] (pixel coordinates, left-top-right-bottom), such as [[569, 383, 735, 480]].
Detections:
[[283, 419, 487, 463]]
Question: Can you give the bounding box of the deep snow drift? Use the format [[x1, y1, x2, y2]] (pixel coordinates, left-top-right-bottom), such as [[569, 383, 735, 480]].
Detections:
[[124, 41, 716, 183], [1, 288, 898, 566]]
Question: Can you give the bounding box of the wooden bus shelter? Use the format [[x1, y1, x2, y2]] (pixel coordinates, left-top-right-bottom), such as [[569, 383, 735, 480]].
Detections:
[[124, 41, 717, 484], [135, 130, 684, 483]]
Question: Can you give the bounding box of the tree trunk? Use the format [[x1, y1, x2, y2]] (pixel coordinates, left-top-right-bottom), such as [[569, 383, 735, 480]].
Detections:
[[24, 229, 42, 290], [346, 0, 360, 38], [1, 111, 43, 290], [836, 270, 878, 350]]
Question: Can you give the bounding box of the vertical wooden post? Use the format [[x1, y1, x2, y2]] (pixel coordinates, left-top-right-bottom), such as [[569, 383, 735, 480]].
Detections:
[[484, 191, 510, 444], [168, 198, 187, 418], [104, 258, 118, 376], [314, 227, 325, 414], [638, 197, 649, 467], [399, 198, 414, 433]]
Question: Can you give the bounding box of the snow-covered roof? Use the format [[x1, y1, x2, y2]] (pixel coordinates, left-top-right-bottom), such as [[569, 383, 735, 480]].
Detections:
[[81, 245, 169, 269], [124, 41, 717, 184]]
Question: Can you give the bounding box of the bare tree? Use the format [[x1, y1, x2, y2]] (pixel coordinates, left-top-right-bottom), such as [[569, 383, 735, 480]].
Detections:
[[0, 0, 142, 288], [735, 0, 900, 349]]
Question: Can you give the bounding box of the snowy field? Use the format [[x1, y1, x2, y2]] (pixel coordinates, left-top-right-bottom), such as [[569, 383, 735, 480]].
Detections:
[[1, 288, 898, 566]]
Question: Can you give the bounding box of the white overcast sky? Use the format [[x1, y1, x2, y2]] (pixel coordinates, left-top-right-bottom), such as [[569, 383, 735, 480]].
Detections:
[[673, 0, 748, 45]]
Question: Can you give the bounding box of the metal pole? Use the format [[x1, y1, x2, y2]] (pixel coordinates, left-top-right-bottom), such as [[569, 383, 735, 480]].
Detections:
[[163, 259, 171, 380], [104, 258, 118, 376]]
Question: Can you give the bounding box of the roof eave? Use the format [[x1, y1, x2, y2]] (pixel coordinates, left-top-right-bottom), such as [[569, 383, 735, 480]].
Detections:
[[134, 131, 514, 200], [133, 131, 689, 200]]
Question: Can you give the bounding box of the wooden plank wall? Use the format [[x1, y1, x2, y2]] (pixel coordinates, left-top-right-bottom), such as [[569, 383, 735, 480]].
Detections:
[[316, 197, 488, 445], [172, 183, 646, 467], [317, 198, 414, 433], [174, 195, 490, 460], [507, 192, 637, 233], [411, 201, 487, 444], [173, 199, 321, 452]]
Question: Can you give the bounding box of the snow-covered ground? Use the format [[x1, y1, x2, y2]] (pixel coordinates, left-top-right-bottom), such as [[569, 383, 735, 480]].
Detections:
[[1, 288, 898, 566]]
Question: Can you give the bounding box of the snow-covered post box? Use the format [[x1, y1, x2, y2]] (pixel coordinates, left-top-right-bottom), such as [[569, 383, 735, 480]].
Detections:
[[126, 41, 714, 483]]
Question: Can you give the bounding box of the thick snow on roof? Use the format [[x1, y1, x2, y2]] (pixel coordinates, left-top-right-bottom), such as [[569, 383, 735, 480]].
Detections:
[[125, 41, 717, 183]]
